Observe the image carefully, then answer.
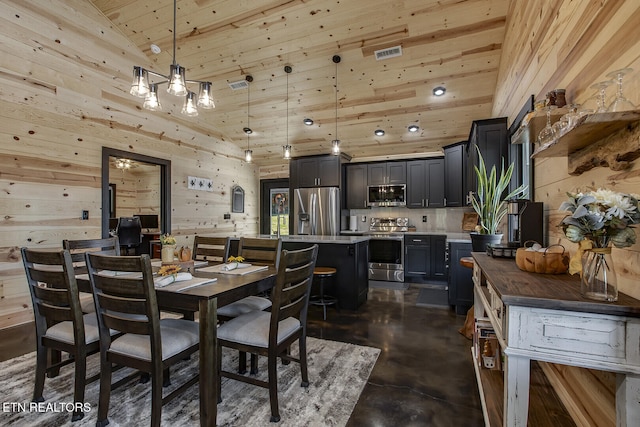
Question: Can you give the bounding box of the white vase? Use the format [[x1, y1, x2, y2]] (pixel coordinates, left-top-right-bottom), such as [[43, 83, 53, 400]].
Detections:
[[161, 245, 176, 263]]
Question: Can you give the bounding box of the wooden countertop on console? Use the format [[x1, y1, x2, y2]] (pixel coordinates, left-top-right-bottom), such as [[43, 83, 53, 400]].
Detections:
[[471, 252, 640, 318]]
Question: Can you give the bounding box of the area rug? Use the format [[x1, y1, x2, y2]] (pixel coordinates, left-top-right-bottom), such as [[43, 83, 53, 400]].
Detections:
[[0, 337, 379, 426]]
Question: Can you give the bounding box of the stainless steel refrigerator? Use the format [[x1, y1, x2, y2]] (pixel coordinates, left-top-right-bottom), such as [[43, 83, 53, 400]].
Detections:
[[293, 187, 340, 235]]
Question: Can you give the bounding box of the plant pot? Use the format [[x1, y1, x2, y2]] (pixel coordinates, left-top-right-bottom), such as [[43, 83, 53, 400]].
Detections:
[[470, 233, 503, 252]]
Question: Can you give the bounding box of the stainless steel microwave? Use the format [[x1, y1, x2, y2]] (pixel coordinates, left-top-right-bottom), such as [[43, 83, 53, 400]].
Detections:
[[367, 184, 406, 207]]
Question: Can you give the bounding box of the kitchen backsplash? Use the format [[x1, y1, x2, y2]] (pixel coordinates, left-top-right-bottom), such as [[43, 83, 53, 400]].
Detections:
[[346, 207, 475, 233]]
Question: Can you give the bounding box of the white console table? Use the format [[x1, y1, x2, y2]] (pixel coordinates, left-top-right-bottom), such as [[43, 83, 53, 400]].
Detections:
[[471, 253, 640, 427]]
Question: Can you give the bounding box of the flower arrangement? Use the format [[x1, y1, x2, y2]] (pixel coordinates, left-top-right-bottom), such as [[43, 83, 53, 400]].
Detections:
[[559, 188, 640, 248], [227, 255, 245, 263], [160, 233, 176, 246]]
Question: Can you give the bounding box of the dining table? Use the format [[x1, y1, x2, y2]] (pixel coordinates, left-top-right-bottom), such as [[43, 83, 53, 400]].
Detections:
[[76, 260, 277, 427]]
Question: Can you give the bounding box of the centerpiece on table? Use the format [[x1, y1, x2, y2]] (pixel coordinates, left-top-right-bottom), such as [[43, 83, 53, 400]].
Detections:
[[559, 188, 640, 301], [160, 233, 177, 263], [225, 255, 246, 271], [469, 146, 527, 251]]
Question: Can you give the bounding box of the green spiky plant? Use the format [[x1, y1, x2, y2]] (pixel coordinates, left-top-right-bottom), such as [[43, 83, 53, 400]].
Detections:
[[471, 146, 527, 235]]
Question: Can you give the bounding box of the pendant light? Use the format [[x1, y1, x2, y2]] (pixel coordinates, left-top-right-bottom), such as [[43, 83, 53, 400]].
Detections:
[[130, 0, 214, 116], [331, 55, 341, 155], [244, 75, 254, 162], [283, 65, 292, 160]]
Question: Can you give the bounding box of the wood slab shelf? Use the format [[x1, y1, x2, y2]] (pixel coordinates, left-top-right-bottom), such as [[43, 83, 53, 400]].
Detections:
[[530, 110, 640, 158]]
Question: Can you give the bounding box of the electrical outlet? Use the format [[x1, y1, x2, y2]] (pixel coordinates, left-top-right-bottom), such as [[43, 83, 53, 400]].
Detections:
[[224, 213, 231, 220], [361, 215, 366, 222], [82, 210, 89, 220], [422, 215, 427, 223]]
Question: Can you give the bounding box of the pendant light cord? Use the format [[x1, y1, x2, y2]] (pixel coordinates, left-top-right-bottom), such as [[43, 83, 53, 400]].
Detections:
[[286, 69, 289, 147], [247, 81, 250, 150], [172, 0, 177, 66], [335, 59, 338, 140]]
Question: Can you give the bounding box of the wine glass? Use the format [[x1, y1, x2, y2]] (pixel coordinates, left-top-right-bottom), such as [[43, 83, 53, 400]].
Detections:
[[537, 105, 557, 148], [593, 80, 613, 113], [607, 68, 636, 112]]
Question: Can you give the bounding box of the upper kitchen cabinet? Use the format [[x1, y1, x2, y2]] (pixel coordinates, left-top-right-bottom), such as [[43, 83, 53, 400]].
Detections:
[[344, 163, 368, 209], [406, 158, 445, 208], [290, 154, 344, 188], [444, 142, 466, 207], [465, 118, 508, 204], [367, 161, 406, 185]]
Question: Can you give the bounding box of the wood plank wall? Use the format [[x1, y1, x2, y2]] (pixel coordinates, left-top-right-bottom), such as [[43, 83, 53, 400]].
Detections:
[[0, 0, 259, 329], [493, 1, 640, 425]]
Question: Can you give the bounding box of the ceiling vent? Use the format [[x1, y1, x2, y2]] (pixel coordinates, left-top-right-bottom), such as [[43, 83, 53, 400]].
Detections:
[[228, 80, 249, 90], [374, 46, 402, 61]]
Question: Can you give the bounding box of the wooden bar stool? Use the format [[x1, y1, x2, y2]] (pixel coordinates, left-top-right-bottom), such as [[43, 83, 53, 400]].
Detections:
[[310, 267, 338, 320]]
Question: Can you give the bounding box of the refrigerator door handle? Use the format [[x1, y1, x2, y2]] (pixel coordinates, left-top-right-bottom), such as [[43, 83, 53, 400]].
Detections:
[[309, 192, 317, 235]]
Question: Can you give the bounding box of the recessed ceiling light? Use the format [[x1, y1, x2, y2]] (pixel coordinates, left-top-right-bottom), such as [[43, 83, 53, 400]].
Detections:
[[433, 86, 446, 96], [374, 129, 385, 136], [150, 44, 161, 54], [243, 127, 252, 134], [303, 118, 314, 125], [408, 125, 419, 132]]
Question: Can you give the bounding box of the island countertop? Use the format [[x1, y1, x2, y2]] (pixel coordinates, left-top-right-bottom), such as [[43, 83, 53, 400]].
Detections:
[[252, 234, 370, 244]]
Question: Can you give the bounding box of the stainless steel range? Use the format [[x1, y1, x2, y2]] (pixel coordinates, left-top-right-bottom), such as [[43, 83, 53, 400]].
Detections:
[[365, 217, 409, 283]]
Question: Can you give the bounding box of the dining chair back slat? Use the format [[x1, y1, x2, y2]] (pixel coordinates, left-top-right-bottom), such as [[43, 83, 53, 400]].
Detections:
[[63, 237, 120, 265], [21, 247, 99, 422], [193, 236, 230, 264], [238, 237, 282, 268]]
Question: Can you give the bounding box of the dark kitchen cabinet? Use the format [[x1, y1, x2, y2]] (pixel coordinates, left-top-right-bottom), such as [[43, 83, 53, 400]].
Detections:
[[290, 154, 341, 188], [344, 163, 368, 209], [282, 240, 369, 310], [448, 241, 473, 314], [406, 158, 445, 208], [465, 118, 508, 205], [444, 142, 465, 207], [367, 161, 406, 185], [404, 234, 447, 284]]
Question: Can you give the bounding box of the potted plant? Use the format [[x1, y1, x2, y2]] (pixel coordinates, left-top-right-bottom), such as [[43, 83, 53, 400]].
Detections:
[[470, 146, 527, 251]]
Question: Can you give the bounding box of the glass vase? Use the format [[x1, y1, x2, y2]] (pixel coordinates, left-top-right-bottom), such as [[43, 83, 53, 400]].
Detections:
[[581, 245, 617, 302], [161, 245, 176, 263]]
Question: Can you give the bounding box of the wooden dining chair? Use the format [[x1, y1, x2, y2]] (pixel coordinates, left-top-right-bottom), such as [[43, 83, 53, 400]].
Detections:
[[85, 253, 200, 427], [62, 236, 120, 313], [192, 236, 230, 265], [21, 248, 103, 422], [217, 237, 282, 373], [217, 244, 318, 423]]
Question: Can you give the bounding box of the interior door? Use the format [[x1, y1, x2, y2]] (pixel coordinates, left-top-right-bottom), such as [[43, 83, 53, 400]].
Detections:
[[260, 179, 289, 235]]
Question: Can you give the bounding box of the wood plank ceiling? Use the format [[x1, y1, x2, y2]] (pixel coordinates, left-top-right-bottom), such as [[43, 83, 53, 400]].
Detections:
[[90, 0, 509, 166]]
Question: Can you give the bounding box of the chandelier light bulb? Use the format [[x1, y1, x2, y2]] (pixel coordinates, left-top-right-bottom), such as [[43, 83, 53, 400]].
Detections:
[[130, 66, 150, 97], [143, 83, 162, 111], [167, 64, 187, 96], [181, 91, 199, 117], [197, 82, 215, 109]]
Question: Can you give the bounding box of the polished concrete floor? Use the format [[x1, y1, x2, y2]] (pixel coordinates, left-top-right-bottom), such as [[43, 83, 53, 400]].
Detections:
[[306, 286, 484, 427]]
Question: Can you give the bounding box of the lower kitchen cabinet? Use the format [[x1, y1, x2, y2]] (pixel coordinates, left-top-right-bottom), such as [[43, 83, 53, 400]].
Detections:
[[404, 235, 447, 284], [448, 241, 473, 314], [283, 240, 368, 310]]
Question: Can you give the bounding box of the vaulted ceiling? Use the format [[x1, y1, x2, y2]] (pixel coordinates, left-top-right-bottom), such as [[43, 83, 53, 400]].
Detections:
[[91, 0, 509, 166]]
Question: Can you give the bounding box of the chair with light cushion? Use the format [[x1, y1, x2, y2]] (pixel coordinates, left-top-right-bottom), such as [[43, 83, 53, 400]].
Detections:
[[22, 248, 105, 422], [192, 235, 230, 265], [62, 236, 120, 313], [217, 244, 318, 423], [217, 237, 282, 374], [85, 253, 200, 427]]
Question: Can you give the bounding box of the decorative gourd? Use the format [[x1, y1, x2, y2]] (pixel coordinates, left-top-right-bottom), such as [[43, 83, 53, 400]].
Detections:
[[178, 246, 192, 262]]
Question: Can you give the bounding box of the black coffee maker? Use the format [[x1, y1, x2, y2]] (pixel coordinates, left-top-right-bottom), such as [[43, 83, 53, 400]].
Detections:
[[507, 199, 544, 246]]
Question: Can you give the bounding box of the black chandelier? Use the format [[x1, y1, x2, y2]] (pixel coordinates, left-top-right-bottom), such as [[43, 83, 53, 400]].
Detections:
[[129, 0, 214, 116]]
